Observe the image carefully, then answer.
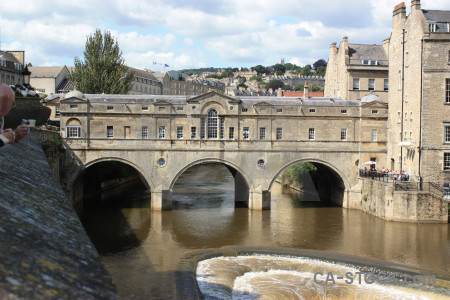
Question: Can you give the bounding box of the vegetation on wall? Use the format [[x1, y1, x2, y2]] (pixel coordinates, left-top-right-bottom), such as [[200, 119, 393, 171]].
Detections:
[[279, 162, 318, 190]]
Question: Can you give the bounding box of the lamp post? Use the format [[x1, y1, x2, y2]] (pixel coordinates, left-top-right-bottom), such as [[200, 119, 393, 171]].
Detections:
[[22, 65, 31, 87]]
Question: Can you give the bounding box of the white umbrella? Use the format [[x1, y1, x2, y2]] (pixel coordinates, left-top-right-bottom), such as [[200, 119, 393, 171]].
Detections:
[[362, 161, 376, 165]]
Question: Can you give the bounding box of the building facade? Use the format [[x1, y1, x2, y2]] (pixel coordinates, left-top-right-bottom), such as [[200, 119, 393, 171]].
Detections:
[[386, 0, 450, 185], [128, 67, 162, 95], [29, 65, 72, 94], [0, 50, 25, 86], [325, 37, 389, 103]]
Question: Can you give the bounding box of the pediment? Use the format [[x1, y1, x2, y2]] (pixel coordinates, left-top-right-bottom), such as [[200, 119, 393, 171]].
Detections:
[[60, 97, 88, 103], [154, 100, 172, 106], [361, 101, 387, 108], [187, 91, 240, 104], [254, 101, 274, 107]]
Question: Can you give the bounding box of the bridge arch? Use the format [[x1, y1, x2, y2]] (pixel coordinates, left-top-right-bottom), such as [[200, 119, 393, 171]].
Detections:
[[269, 158, 350, 207], [170, 158, 254, 191]]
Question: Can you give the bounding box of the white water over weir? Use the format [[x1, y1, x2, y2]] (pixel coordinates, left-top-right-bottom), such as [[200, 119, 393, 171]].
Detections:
[[196, 255, 447, 299]]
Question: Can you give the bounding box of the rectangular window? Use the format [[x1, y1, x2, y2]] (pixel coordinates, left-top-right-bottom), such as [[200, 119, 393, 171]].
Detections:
[[66, 126, 81, 138], [341, 109, 347, 114], [142, 106, 148, 111], [276, 128, 282, 140], [220, 117, 225, 139], [242, 108, 248, 112], [177, 126, 183, 139], [372, 110, 378, 114], [309, 108, 316, 113], [448, 50, 450, 64], [353, 78, 359, 90], [124, 126, 131, 139], [177, 107, 183, 111], [428, 23, 436, 33], [243, 127, 249, 140], [384, 79, 389, 91], [444, 153, 450, 170], [276, 108, 283, 113], [200, 118, 205, 139], [158, 126, 165, 139], [107, 126, 114, 138], [70, 104, 78, 109], [368, 79, 375, 91], [191, 127, 197, 139], [107, 106, 113, 111], [341, 128, 347, 140], [371, 129, 377, 142], [398, 72, 402, 90], [55, 106, 60, 117], [410, 112, 413, 121], [309, 128, 315, 140], [446, 79, 450, 103], [141, 126, 148, 138], [229, 127, 234, 139], [260, 127, 266, 140], [445, 126, 450, 143]]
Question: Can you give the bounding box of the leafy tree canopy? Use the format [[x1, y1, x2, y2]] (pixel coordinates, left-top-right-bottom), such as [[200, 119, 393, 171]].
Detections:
[[71, 29, 134, 94], [266, 79, 284, 90], [313, 59, 327, 70]]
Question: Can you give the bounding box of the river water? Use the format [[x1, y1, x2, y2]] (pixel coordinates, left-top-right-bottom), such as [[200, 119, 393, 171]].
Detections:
[[80, 163, 450, 299]]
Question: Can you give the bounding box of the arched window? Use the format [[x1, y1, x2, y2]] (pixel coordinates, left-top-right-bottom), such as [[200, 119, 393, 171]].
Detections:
[[66, 118, 82, 138], [207, 109, 218, 138]]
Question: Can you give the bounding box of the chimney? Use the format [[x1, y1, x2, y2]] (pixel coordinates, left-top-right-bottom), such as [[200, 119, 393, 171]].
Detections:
[[393, 2, 406, 18], [277, 87, 282, 97], [411, 0, 420, 11], [304, 80, 309, 99]]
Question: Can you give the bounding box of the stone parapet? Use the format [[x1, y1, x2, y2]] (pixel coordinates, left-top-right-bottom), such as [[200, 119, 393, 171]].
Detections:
[[0, 136, 118, 299]]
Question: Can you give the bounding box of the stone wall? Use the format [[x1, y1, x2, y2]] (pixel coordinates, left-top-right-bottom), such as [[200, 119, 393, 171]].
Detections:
[[359, 178, 448, 223], [0, 135, 118, 299]]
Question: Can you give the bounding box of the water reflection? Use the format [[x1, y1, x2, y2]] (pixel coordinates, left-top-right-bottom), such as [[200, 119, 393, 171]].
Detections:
[[80, 163, 450, 299]]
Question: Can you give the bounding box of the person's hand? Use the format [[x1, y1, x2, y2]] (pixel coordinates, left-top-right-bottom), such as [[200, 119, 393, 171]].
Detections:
[[2, 128, 15, 143], [14, 124, 29, 142]]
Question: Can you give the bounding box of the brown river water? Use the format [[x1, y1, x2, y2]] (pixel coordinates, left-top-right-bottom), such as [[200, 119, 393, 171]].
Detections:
[[80, 164, 450, 299]]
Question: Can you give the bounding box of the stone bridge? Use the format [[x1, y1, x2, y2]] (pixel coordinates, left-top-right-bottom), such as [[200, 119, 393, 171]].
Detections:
[[56, 91, 388, 211]]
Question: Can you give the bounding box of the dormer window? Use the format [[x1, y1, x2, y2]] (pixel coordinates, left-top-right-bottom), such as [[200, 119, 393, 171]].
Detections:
[[362, 60, 377, 65], [428, 22, 436, 33]]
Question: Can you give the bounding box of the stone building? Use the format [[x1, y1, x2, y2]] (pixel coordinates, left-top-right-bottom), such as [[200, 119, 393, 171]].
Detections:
[[154, 71, 225, 96], [0, 50, 25, 85], [324, 37, 389, 103], [386, 0, 450, 185], [128, 67, 162, 95], [29, 65, 72, 94]]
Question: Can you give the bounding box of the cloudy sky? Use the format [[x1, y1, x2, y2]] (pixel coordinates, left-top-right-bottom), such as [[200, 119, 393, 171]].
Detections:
[[1, 0, 450, 70]]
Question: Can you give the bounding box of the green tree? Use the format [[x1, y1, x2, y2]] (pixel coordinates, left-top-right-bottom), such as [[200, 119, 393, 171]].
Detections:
[[315, 66, 327, 77], [71, 29, 134, 94], [300, 65, 312, 76], [272, 64, 286, 76], [266, 80, 284, 90], [282, 84, 293, 91], [294, 83, 304, 91]]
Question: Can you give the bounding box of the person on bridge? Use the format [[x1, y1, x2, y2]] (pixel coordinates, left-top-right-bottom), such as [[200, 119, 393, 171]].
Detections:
[[0, 84, 28, 147]]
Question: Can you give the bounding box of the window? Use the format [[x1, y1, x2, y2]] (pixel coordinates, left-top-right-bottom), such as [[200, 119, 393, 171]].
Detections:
[[207, 109, 218, 138], [362, 59, 377, 65], [368, 79, 375, 91], [341, 128, 347, 141], [371, 129, 377, 141], [309, 128, 315, 140], [259, 127, 266, 140], [444, 153, 450, 170], [372, 110, 378, 114], [428, 22, 436, 33], [353, 78, 359, 90], [341, 109, 347, 114], [398, 71, 402, 90], [410, 112, 413, 121], [243, 127, 249, 140], [448, 50, 450, 64], [276, 128, 283, 140], [55, 106, 60, 117], [191, 127, 197, 139], [177, 126, 183, 139], [66, 126, 81, 138], [229, 127, 234, 139], [107, 126, 114, 138], [276, 108, 283, 113], [309, 108, 316, 113], [177, 107, 183, 111], [141, 126, 148, 138], [446, 79, 450, 103], [242, 108, 248, 112], [445, 126, 450, 143], [230, 106, 234, 111], [159, 106, 165, 111], [398, 111, 401, 124], [220, 117, 225, 139], [158, 126, 165, 139], [70, 104, 78, 109], [200, 118, 205, 139], [107, 106, 113, 111], [384, 79, 389, 91]]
